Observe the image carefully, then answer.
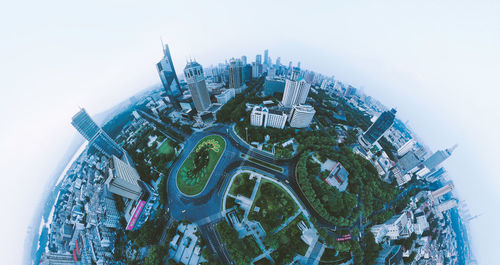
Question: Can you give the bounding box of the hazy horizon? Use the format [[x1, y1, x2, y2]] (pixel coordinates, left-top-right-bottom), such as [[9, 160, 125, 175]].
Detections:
[[1, 1, 499, 264]]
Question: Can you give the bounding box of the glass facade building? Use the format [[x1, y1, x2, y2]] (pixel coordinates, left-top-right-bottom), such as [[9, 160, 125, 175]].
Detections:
[[71, 108, 124, 158], [157, 44, 182, 109], [362, 109, 397, 145]]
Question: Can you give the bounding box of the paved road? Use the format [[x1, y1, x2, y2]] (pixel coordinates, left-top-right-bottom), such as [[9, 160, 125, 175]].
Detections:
[[163, 122, 443, 265], [199, 223, 234, 265], [165, 124, 347, 262]]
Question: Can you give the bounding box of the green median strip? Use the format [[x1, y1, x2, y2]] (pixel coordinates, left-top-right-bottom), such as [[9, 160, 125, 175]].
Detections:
[[242, 155, 283, 172]]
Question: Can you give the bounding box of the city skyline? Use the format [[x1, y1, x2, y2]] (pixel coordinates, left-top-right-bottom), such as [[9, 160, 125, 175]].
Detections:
[[1, 1, 499, 264]]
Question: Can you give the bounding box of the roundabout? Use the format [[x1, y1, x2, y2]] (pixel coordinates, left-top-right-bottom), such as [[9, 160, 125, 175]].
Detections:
[[166, 124, 297, 224]]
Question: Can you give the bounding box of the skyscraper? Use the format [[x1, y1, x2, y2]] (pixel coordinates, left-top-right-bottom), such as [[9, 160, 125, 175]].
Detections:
[[242, 64, 252, 82], [72, 108, 124, 158], [156, 44, 181, 109], [241, 55, 247, 65], [360, 109, 397, 146], [256, 54, 262, 64], [184, 60, 211, 113], [276, 57, 281, 67], [423, 145, 457, 170], [281, 77, 311, 107], [229, 58, 243, 89], [263, 49, 269, 66]]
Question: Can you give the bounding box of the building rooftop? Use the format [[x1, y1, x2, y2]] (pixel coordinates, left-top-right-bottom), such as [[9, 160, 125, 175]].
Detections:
[[112, 156, 141, 185], [268, 109, 285, 115]]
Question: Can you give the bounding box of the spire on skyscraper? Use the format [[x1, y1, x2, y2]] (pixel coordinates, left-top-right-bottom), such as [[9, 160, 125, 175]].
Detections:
[[447, 144, 458, 154]]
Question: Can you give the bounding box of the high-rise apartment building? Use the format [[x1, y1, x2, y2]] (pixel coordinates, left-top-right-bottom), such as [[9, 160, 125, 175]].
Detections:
[[360, 109, 397, 146], [241, 55, 247, 65], [281, 77, 311, 107], [71, 108, 124, 158], [423, 145, 457, 170], [156, 44, 181, 109], [184, 61, 211, 113], [289, 104, 316, 128]]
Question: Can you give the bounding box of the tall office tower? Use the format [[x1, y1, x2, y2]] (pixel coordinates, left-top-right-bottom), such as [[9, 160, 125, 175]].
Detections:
[[361, 109, 397, 146], [229, 58, 243, 88], [252, 62, 259, 78], [297, 61, 301, 68], [290, 66, 301, 80], [241, 55, 247, 65], [256, 54, 262, 64], [435, 199, 458, 214], [423, 145, 457, 170], [156, 44, 182, 109], [305, 72, 315, 84], [184, 60, 211, 113], [288, 61, 292, 69], [344, 85, 357, 98], [243, 64, 252, 82], [276, 57, 281, 67], [289, 104, 316, 128], [264, 49, 269, 66], [431, 183, 455, 200], [72, 108, 124, 158], [425, 167, 447, 182], [281, 77, 311, 107], [397, 139, 415, 157], [320, 79, 328, 90]]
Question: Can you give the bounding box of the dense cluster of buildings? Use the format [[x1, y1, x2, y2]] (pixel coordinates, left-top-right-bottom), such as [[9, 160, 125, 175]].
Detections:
[[370, 181, 460, 264], [320, 79, 465, 264], [36, 44, 469, 265], [249, 62, 318, 130], [156, 44, 320, 130], [40, 109, 159, 264]]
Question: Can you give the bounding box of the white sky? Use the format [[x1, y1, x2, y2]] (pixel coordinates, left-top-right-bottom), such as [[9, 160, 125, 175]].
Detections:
[[1, 1, 499, 264]]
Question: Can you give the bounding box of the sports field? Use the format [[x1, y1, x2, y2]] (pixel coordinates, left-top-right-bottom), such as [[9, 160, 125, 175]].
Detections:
[[177, 135, 226, 195]]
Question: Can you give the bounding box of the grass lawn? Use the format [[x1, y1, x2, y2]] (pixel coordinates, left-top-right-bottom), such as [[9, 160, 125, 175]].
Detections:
[[176, 135, 226, 195], [158, 139, 175, 156]]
